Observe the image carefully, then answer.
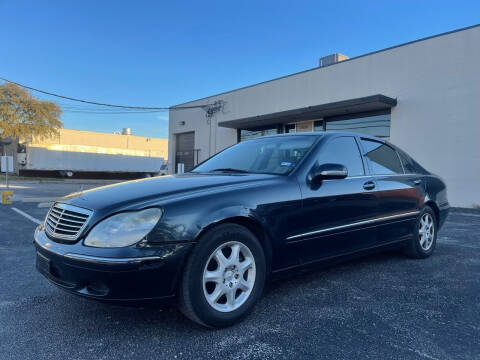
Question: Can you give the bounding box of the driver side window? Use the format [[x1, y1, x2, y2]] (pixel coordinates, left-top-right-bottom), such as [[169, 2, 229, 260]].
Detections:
[[318, 136, 365, 177]]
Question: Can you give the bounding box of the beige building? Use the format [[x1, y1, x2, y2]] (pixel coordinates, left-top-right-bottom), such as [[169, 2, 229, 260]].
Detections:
[[9, 128, 168, 176], [169, 25, 480, 208], [29, 128, 168, 159]]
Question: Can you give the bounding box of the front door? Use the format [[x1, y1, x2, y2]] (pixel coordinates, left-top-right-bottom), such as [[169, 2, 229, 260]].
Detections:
[[290, 136, 380, 264]]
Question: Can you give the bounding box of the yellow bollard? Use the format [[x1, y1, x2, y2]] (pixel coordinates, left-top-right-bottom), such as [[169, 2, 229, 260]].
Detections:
[[1, 190, 13, 204]]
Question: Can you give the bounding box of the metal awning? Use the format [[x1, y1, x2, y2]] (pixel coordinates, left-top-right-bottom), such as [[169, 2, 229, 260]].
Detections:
[[218, 94, 397, 129]]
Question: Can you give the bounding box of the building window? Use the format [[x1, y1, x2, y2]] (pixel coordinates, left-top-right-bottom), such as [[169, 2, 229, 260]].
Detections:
[[295, 121, 313, 132], [239, 126, 281, 142], [325, 113, 390, 138], [285, 124, 296, 133], [286, 120, 322, 133], [313, 120, 324, 131]]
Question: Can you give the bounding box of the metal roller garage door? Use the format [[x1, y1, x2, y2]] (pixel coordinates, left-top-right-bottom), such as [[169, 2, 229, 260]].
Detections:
[[175, 132, 195, 172]]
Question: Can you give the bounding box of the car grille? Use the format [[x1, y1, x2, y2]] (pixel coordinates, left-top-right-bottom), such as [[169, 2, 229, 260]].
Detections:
[[44, 203, 93, 241]]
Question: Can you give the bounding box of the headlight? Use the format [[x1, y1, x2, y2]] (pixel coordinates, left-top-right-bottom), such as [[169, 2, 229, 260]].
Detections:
[[84, 208, 162, 248]]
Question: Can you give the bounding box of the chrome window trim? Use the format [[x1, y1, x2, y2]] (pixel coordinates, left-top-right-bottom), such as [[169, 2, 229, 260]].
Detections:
[[396, 149, 406, 174], [331, 173, 418, 180], [44, 202, 93, 241], [286, 210, 420, 241], [344, 175, 373, 179], [369, 173, 419, 177]]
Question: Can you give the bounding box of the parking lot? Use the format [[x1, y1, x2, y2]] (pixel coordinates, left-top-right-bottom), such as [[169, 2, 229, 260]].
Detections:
[[1, 181, 479, 360]]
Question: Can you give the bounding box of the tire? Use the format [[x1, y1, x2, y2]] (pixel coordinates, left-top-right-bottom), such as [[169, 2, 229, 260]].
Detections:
[[404, 206, 437, 259], [179, 223, 266, 328]]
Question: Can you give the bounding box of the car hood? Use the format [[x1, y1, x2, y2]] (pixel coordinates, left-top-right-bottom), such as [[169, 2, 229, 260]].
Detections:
[[60, 173, 280, 212]]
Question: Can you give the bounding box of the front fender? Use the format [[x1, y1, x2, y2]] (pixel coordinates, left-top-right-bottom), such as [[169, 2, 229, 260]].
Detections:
[[147, 199, 263, 243], [195, 205, 251, 234]]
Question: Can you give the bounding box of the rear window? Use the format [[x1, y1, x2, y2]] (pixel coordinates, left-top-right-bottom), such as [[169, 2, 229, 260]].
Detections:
[[360, 139, 403, 175], [398, 152, 416, 174]]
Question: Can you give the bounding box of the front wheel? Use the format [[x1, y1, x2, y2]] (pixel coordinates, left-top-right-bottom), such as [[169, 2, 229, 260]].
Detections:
[[179, 223, 266, 328], [404, 206, 437, 258]]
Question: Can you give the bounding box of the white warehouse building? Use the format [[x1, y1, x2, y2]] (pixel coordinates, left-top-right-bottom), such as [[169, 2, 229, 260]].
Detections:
[[169, 25, 480, 208]]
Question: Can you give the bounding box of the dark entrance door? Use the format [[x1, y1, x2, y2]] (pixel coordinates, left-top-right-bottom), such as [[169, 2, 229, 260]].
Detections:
[[175, 132, 195, 172]]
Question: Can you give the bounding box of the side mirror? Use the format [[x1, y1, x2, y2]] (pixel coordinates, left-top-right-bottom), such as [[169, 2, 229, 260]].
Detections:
[[311, 163, 348, 183]]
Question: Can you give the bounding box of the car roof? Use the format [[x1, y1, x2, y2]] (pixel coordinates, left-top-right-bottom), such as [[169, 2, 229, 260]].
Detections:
[[259, 131, 387, 143]]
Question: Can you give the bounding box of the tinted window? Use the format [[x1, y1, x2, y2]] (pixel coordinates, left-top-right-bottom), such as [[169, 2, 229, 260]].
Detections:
[[361, 139, 403, 175], [193, 136, 318, 175], [319, 137, 364, 176], [398, 152, 416, 174]]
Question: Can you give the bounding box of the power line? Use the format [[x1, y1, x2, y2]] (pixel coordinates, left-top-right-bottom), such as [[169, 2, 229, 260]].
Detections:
[[0, 77, 208, 110], [59, 104, 167, 112], [62, 109, 168, 114], [55, 103, 166, 113]]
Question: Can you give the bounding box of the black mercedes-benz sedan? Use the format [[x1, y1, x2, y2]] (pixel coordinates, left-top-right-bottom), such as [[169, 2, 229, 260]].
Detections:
[[34, 132, 449, 327]]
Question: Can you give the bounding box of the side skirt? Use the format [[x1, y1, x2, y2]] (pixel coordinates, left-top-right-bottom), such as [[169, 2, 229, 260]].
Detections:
[[270, 237, 410, 279]]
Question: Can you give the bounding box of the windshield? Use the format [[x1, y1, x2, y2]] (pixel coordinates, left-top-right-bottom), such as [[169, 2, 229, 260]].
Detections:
[[192, 135, 318, 175]]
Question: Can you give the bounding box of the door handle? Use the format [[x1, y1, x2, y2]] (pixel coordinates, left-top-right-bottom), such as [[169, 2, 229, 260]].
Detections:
[[363, 181, 376, 190], [413, 179, 422, 186]]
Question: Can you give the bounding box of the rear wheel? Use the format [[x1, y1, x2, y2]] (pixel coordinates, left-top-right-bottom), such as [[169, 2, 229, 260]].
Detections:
[[404, 206, 437, 258], [179, 223, 266, 328]]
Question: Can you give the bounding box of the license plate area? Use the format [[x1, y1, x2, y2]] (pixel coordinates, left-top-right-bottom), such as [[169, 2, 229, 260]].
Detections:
[[35, 252, 77, 288], [36, 252, 51, 275]]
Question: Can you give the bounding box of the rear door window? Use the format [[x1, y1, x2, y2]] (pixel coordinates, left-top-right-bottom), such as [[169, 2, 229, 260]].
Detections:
[[360, 139, 404, 175]]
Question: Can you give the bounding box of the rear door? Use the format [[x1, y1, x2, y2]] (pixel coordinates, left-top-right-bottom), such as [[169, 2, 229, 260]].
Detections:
[[359, 138, 423, 244], [291, 136, 379, 264]]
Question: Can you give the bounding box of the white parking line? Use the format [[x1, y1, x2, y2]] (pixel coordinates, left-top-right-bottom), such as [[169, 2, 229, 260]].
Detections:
[[37, 202, 54, 208], [11, 207, 42, 225], [22, 197, 58, 203]]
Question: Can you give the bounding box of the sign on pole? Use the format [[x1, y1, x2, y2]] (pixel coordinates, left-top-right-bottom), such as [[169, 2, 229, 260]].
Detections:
[[1, 156, 14, 173]]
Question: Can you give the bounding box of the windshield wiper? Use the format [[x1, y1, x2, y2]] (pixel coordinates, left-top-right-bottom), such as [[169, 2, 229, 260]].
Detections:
[[209, 168, 250, 173]]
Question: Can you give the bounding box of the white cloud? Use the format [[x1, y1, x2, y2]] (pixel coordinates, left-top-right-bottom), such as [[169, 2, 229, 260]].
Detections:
[[156, 115, 169, 121]]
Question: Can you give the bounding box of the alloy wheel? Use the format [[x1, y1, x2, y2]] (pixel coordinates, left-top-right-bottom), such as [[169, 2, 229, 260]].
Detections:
[[419, 213, 435, 251], [202, 241, 256, 312]]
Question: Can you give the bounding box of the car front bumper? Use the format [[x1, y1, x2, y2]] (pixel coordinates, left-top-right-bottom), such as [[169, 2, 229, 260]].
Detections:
[[34, 226, 194, 303]]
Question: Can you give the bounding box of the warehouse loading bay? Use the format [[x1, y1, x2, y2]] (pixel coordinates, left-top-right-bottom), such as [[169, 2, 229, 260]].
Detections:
[[0, 180, 479, 360]]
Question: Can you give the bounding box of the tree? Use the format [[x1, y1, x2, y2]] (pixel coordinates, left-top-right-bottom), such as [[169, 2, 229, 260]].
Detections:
[[0, 82, 62, 141]]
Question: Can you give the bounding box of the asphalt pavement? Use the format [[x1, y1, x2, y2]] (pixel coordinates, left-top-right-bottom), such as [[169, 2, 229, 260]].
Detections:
[[1, 182, 479, 360]]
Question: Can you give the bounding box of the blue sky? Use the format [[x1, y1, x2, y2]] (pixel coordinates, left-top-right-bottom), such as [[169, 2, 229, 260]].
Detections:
[[0, 1, 478, 138]]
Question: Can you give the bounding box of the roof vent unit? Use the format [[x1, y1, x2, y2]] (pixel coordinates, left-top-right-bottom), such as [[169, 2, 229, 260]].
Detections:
[[318, 53, 349, 67], [122, 128, 132, 135]]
